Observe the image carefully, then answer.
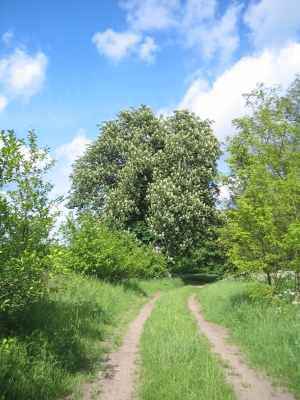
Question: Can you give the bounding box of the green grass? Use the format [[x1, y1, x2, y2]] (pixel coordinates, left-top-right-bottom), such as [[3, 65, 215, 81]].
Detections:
[[138, 286, 237, 400], [196, 280, 300, 398], [0, 275, 183, 400]]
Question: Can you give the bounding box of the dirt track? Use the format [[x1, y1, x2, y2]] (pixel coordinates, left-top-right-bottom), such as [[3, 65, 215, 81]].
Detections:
[[189, 293, 294, 400], [81, 293, 162, 400], [79, 289, 294, 400]]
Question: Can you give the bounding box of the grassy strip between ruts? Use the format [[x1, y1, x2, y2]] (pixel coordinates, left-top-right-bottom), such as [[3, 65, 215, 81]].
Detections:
[[0, 275, 183, 400], [196, 280, 300, 398], [138, 286, 237, 400]]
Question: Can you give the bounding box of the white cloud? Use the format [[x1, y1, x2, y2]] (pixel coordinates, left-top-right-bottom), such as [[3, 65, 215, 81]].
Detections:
[[0, 94, 8, 112], [92, 28, 159, 62], [92, 29, 141, 61], [3, 29, 13, 44], [94, 0, 242, 62], [50, 132, 91, 227], [181, 1, 243, 60], [121, 0, 179, 31], [178, 43, 300, 142], [244, 0, 300, 49], [55, 130, 91, 175], [138, 36, 160, 62], [50, 131, 91, 216], [0, 48, 48, 110]]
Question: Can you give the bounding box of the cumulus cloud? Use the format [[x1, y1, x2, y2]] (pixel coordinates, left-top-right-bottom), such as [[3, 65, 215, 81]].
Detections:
[[180, 0, 243, 60], [92, 29, 141, 61], [178, 43, 300, 142], [93, 0, 242, 62], [0, 48, 48, 111], [121, 0, 179, 31], [50, 133, 91, 226], [138, 36, 160, 62], [49, 130, 91, 221], [244, 0, 300, 49], [92, 28, 159, 63], [55, 130, 91, 175]]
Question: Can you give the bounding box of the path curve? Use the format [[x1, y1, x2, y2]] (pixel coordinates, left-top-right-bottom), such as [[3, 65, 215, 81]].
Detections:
[[188, 293, 294, 400], [87, 293, 162, 400]]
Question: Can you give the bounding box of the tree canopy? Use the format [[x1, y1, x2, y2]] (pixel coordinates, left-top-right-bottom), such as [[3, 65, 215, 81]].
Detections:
[[221, 74, 300, 300], [67, 106, 221, 258]]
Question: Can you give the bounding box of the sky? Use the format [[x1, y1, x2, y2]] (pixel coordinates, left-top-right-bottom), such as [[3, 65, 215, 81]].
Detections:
[[1, 0, 300, 212]]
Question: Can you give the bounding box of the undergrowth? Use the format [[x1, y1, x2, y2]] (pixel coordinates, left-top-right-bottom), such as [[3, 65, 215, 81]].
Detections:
[[0, 275, 182, 400]]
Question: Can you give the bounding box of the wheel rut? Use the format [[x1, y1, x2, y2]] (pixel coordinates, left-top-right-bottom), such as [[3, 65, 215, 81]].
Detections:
[[188, 293, 295, 400], [81, 292, 162, 400]]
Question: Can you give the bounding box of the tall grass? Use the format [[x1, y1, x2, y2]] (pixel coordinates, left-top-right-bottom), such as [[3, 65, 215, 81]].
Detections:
[[0, 275, 183, 400], [138, 286, 237, 400], [196, 280, 300, 397]]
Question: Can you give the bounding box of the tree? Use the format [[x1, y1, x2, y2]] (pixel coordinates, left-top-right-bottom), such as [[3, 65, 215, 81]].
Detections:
[[221, 75, 300, 301], [0, 130, 61, 311], [67, 106, 221, 258]]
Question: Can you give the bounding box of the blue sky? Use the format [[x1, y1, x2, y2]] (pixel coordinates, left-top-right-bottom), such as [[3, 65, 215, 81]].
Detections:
[[1, 0, 300, 210]]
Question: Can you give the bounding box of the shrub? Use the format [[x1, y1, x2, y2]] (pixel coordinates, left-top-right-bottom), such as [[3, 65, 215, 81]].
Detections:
[[61, 215, 168, 281]]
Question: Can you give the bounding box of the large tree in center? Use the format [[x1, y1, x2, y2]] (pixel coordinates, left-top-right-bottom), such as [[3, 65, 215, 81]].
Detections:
[[67, 105, 221, 258]]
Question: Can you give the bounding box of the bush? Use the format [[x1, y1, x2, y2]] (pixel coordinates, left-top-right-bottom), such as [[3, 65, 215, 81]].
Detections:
[[61, 215, 168, 281], [0, 130, 61, 312]]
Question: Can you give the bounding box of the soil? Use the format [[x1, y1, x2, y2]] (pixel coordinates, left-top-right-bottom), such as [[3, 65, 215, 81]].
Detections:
[[80, 293, 162, 400], [79, 288, 295, 400], [188, 293, 295, 400]]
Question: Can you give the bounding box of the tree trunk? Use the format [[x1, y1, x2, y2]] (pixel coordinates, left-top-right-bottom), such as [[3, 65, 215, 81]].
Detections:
[[295, 270, 299, 305]]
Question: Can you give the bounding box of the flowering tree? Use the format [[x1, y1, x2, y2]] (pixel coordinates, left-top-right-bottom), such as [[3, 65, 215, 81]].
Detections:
[[68, 106, 221, 258]]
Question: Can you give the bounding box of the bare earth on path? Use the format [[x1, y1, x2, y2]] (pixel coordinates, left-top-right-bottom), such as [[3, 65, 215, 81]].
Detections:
[[189, 293, 295, 400], [81, 293, 162, 400]]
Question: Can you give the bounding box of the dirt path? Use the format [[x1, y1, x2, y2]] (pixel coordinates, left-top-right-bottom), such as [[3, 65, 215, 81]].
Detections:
[[188, 293, 294, 400], [81, 293, 162, 400]]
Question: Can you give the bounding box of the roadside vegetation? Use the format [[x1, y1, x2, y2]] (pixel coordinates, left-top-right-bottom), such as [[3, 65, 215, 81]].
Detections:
[[0, 275, 183, 400], [196, 279, 300, 397]]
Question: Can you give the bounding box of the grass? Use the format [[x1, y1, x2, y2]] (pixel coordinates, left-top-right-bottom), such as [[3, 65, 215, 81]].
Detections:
[[0, 274, 183, 400], [138, 286, 237, 400], [196, 279, 300, 398]]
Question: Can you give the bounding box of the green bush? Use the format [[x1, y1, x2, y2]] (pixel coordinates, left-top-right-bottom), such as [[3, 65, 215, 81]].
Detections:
[[61, 215, 168, 281], [0, 130, 61, 313]]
